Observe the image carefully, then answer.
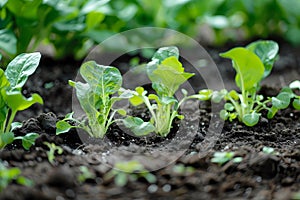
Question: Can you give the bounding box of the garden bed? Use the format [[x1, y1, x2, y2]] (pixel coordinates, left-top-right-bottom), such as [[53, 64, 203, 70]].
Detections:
[[1, 40, 300, 200]]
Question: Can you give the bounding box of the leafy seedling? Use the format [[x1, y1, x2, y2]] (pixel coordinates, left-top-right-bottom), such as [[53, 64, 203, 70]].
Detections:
[[0, 161, 33, 192], [204, 40, 292, 126], [288, 80, 300, 110], [262, 146, 278, 155], [77, 166, 95, 184], [56, 61, 132, 138], [0, 52, 43, 149], [126, 46, 210, 136], [104, 160, 156, 187], [211, 151, 243, 166], [43, 142, 63, 164]]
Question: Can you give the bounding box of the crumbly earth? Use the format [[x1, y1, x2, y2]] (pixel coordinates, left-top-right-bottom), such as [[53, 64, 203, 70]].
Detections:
[[1, 40, 300, 200]]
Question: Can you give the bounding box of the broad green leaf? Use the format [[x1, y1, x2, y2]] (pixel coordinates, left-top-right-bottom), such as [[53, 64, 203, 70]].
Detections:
[[5, 52, 41, 90], [10, 122, 22, 131], [6, 91, 43, 112], [293, 99, 300, 110], [289, 80, 300, 90], [1, 132, 14, 145], [0, 29, 17, 55], [15, 133, 39, 150], [224, 103, 234, 111], [123, 117, 155, 136], [129, 87, 145, 106], [220, 48, 264, 91], [56, 120, 74, 135], [211, 89, 227, 103], [246, 40, 279, 78], [0, 69, 9, 88], [242, 112, 260, 126], [80, 61, 122, 95], [272, 92, 291, 109], [220, 109, 229, 120], [117, 109, 127, 116], [6, 0, 42, 19], [151, 46, 179, 63], [149, 56, 194, 96]]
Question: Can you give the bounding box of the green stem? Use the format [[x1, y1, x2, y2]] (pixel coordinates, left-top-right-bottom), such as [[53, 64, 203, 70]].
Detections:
[[5, 110, 16, 133]]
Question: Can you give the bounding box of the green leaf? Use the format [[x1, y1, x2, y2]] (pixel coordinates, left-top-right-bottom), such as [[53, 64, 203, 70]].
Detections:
[[242, 112, 260, 126], [10, 122, 22, 131], [129, 87, 145, 106], [220, 109, 229, 120], [293, 99, 300, 110], [267, 106, 278, 119], [211, 89, 227, 103], [1, 132, 14, 145], [272, 92, 291, 109], [149, 56, 194, 96], [56, 120, 74, 135], [5, 52, 41, 90], [220, 48, 264, 91], [15, 133, 39, 150], [246, 40, 279, 78], [0, 29, 17, 55], [80, 61, 122, 95], [115, 173, 128, 187], [123, 117, 155, 136], [289, 80, 300, 90], [224, 103, 234, 111], [6, 91, 43, 112], [151, 46, 179, 63]]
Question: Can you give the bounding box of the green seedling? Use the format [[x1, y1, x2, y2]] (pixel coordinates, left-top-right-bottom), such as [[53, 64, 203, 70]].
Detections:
[[56, 61, 132, 138], [43, 142, 63, 164], [77, 166, 95, 184], [172, 164, 195, 175], [262, 146, 278, 155], [126, 46, 210, 137], [104, 160, 156, 187], [0, 161, 32, 192], [0, 52, 43, 149], [288, 80, 300, 110], [211, 151, 243, 166], [204, 40, 292, 126]]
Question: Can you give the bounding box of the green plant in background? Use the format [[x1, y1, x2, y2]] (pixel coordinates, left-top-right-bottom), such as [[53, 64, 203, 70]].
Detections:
[[43, 142, 63, 164], [211, 151, 243, 166], [77, 166, 95, 184], [56, 61, 132, 138], [262, 146, 278, 155], [0, 161, 33, 192], [204, 40, 293, 126], [288, 80, 300, 110], [104, 160, 156, 187], [126, 46, 211, 137], [0, 52, 43, 149]]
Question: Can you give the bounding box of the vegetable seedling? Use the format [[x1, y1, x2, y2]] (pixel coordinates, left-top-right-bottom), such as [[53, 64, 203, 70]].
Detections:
[[104, 160, 156, 187], [0, 52, 43, 149], [56, 61, 132, 138], [205, 40, 291, 126], [126, 46, 210, 137], [43, 142, 63, 164], [288, 80, 300, 110], [0, 161, 32, 192], [211, 151, 243, 166]]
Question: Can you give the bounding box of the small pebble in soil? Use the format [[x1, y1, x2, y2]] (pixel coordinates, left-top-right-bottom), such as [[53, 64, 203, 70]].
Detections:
[[65, 189, 76, 198], [147, 184, 158, 193], [162, 184, 171, 192], [256, 176, 262, 183]]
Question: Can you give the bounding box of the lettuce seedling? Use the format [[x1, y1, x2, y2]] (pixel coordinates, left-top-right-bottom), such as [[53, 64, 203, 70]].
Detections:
[[126, 46, 209, 137], [207, 40, 291, 126], [56, 61, 132, 138], [211, 151, 243, 166], [0, 53, 43, 149]]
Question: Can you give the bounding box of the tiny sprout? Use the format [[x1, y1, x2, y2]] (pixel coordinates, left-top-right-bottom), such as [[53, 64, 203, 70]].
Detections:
[[211, 151, 243, 166], [43, 142, 63, 164]]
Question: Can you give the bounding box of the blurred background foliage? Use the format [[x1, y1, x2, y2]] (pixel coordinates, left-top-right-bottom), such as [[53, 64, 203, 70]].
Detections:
[[0, 0, 300, 61]]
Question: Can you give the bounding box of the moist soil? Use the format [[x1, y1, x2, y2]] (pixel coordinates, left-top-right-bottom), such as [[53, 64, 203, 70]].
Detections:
[[1, 39, 300, 200]]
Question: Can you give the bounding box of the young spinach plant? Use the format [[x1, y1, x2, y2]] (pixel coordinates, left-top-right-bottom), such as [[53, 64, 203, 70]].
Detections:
[[0, 53, 43, 149], [126, 46, 209, 137], [207, 40, 291, 126], [56, 61, 131, 138]]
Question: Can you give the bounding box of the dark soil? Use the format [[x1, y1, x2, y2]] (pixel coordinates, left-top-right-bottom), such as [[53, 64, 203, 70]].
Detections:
[[1, 40, 300, 200]]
